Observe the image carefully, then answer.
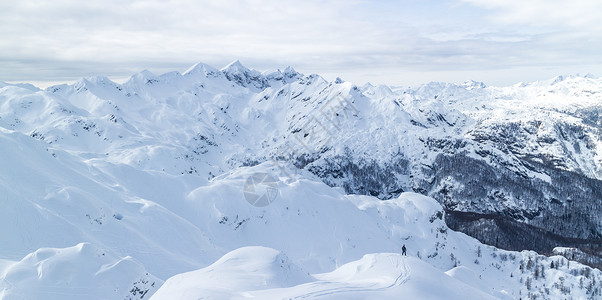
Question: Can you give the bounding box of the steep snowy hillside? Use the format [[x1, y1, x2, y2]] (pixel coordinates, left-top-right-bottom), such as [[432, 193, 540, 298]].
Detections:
[[1, 159, 600, 299], [1, 62, 601, 299], [3, 62, 600, 264]]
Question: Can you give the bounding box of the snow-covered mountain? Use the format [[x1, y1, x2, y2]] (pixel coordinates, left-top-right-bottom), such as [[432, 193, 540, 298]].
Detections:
[[0, 62, 601, 299]]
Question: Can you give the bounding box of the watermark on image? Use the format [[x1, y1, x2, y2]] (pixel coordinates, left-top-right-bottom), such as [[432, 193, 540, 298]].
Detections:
[[243, 172, 279, 207], [244, 86, 360, 207]]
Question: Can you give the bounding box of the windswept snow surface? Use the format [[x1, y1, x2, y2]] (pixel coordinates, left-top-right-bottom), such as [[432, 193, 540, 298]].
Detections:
[[151, 248, 497, 300], [1, 63, 601, 299]]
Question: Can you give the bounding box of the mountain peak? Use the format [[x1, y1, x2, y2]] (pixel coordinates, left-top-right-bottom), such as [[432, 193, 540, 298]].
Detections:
[[74, 76, 116, 90], [221, 60, 250, 72], [131, 69, 157, 80], [283, 66, 296, 74], [551, 75, 566, 85], [0, 81, 40, 92], [462, 80, 486, 90], [220, 60, 268, 89], [183, 62, 220, 77], [583, 73, 596, 79]]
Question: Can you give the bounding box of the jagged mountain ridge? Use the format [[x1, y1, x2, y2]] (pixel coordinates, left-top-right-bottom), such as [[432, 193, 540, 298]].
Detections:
[[1, 62, 601, 266]]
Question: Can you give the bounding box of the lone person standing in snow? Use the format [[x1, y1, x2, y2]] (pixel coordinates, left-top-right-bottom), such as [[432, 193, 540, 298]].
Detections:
[[402, 244, 407, 256]]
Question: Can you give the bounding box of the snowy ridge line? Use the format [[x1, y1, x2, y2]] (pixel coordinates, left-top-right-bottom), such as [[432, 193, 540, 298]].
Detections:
[[291, 255, 411, 299], [1, 62, 601, 299]]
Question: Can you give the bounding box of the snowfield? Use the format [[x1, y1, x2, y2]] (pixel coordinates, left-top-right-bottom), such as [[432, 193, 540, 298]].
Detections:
[[151, 248, 498, 300], [0, 62, 601, 299]]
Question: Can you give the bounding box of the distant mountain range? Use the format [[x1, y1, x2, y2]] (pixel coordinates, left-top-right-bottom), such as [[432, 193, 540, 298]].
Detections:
[[0, 62, 600, 299]]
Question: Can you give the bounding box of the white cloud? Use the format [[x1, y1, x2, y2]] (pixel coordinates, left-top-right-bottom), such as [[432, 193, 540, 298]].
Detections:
[[0, 0, 600, 86], [460, 0, 602, 29]]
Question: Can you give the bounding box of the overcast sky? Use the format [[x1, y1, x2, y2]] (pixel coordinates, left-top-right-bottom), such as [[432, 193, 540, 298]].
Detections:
[[1, 0, 601, 87]]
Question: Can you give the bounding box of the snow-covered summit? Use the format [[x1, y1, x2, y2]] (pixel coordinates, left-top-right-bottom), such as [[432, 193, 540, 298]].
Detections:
[[1, 62, 601, 299], [183, 61, 221, 78], [220, 59, 249, 72]]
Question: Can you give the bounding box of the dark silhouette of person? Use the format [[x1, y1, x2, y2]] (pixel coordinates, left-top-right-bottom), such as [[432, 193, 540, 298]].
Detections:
[[402, 244, 407, 256]]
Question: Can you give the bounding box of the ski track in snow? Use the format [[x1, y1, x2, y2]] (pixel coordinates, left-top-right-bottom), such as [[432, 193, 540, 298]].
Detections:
[[1, 62, 601, 299], [291, 256, 411, 299]]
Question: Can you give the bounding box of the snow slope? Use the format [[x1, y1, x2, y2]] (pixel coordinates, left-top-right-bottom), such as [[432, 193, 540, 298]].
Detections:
[[0, 64, 601, 299], [151, 248, 497, 300], [1, 158, 600, 299], [0, 243, 158, 300]]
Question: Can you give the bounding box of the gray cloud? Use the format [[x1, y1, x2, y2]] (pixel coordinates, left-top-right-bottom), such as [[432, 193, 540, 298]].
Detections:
[[1, 0, 600, 87]]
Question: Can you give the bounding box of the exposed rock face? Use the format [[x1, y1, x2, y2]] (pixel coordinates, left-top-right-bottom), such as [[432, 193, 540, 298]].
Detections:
[[2, 64, 601, 267]]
